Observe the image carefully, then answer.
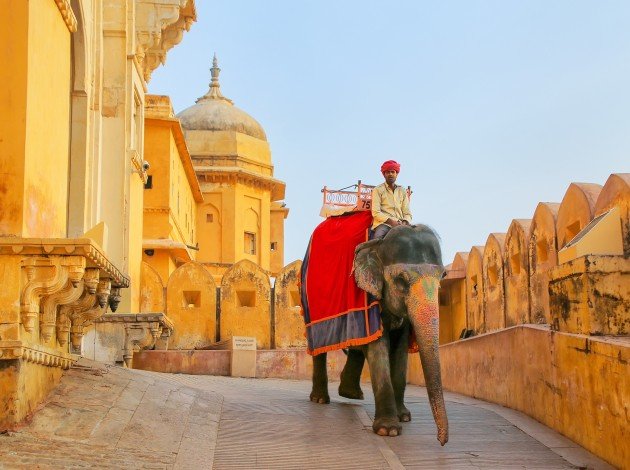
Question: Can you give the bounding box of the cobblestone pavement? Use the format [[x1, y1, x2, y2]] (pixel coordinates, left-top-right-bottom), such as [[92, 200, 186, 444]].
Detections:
[[0, 360, 614, 469]]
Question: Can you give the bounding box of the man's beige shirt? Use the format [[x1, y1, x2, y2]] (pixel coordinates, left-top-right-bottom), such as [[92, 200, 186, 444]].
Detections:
[[371, 183, 412, 229]]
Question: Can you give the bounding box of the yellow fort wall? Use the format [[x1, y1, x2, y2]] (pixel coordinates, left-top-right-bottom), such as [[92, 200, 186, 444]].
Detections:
[[595, 173, 630, 257], [439, 252, 468, 343], [528, 202, 560, 324], [465, 246, 485, 333], [0, 0, 195, 429], [504, 219, 532, 326], [482, 233, 506, 331], [433, 172, 628, 468], [274, 261, 306, 349], [140, 262, 165, 313], [220, 259, 272, 349], [166, 262, 217, 349], [0, 0, 28, 236], [408, 326, 629, 470], [556, 183, 602, 250], [0, 0, 71, 238]]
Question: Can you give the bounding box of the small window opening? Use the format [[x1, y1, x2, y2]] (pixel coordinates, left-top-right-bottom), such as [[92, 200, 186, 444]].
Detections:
[[236, 290, 256, 307], [510, 252, 521, 275], [271, 242, 278, 251], [289, 290, 301, 308], [536, 238, 548, 264], [471, 275, 478, 297], [244, 232, 256, 255], [182, 291, 201, 308], [144, 175, 153, 189], [564, 221, 581, 247], [487, 265, 498, 288], [206, 213, 213, 223], [439, 291, 449, 306]]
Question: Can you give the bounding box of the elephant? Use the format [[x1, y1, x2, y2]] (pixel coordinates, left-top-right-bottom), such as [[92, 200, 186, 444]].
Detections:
[[309, 223, 449, 445]]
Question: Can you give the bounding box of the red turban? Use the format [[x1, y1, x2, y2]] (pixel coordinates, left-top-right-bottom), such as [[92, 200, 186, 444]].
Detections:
[[380, 160, 400, 173]]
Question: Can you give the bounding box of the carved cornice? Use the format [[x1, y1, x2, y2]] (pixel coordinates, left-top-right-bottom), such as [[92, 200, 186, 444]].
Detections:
[[196, 166, 286, 201], [135, 0, 196, 82], [0, 341, 73, 369], [0, 238, 130, 287], [54, 0, 78, 33]]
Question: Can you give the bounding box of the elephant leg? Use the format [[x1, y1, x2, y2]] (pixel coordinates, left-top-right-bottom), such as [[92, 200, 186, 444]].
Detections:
[[390, 325, 411, 422], [366, 336, 401, 436], [339, 349, 365, 400], [310, 352, 330, 404]]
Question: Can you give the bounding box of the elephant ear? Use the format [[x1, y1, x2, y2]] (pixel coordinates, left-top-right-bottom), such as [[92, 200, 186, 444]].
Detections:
[[353, 240, 384, 299]]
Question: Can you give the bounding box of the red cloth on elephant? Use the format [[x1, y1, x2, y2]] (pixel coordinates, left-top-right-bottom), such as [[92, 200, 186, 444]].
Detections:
[[301, 211, 382, 355]]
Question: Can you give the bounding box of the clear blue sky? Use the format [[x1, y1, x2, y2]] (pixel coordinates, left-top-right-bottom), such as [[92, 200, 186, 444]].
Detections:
[[149, 1, 630, 265]]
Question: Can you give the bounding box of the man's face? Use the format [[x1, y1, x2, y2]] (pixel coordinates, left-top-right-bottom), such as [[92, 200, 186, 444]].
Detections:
[[383, 170, 398, 185]]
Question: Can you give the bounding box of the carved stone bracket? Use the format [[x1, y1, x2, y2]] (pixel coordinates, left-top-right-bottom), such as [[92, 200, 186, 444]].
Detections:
[[40, 264, 86, 342], [96, 313, 175, 368], [135, 0, 196, 82], [21, 256, 86, 335], [57, 274, 110, 350]]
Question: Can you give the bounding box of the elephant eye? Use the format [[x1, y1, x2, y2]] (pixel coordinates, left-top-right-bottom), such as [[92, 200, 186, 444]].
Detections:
[[394, 275, 409, 293]]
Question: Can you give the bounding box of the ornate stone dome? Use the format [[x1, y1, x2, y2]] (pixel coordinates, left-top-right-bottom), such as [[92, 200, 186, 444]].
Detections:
[[177, 56, 267, 141]]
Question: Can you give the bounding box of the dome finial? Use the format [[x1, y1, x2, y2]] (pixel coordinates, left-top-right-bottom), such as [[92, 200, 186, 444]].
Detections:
[[196, 53, 233, 104]]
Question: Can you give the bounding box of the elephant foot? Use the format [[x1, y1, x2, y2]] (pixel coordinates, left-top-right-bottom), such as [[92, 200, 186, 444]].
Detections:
[[398, 405, 411, 422], [338, 383, 364, 400], [309, 390, 330, 404], [372, 417, 402, 437]]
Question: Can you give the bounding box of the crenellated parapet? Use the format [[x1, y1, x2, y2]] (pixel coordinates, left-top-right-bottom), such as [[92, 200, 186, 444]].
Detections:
[[439, 172, 628, 344], [134, 0, 197, 82]]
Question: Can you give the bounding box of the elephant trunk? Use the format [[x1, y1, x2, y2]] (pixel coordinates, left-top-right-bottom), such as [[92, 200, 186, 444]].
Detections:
[[407, 276, 449, 446]]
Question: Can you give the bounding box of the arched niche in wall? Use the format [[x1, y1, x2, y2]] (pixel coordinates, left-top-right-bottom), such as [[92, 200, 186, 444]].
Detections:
[[274, 260, 305, 349], [556, 183, 602, 250], [483, 233, 506, 332], [166, 261, 217, 349], [466, 246, 485, 334], [528, 202, 560, 324], [139, 261, 165, 313], [594, 173, 630, 257], [220, 259, 271, 349], [504, 219, 532, 327]]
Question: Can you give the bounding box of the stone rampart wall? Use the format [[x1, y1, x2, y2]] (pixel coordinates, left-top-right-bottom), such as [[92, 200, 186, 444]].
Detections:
[[407, 326, 629, 470]]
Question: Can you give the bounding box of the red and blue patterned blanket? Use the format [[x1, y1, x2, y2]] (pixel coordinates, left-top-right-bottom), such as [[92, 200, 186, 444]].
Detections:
[[300, 211, 382, 355]]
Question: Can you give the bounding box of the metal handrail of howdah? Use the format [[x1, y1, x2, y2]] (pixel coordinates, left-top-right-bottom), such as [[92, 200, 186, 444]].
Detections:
[[321, 180, 412, 209]]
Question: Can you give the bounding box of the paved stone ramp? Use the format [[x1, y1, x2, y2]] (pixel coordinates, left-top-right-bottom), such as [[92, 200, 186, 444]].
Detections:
[[0, 360, 613, 469]]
